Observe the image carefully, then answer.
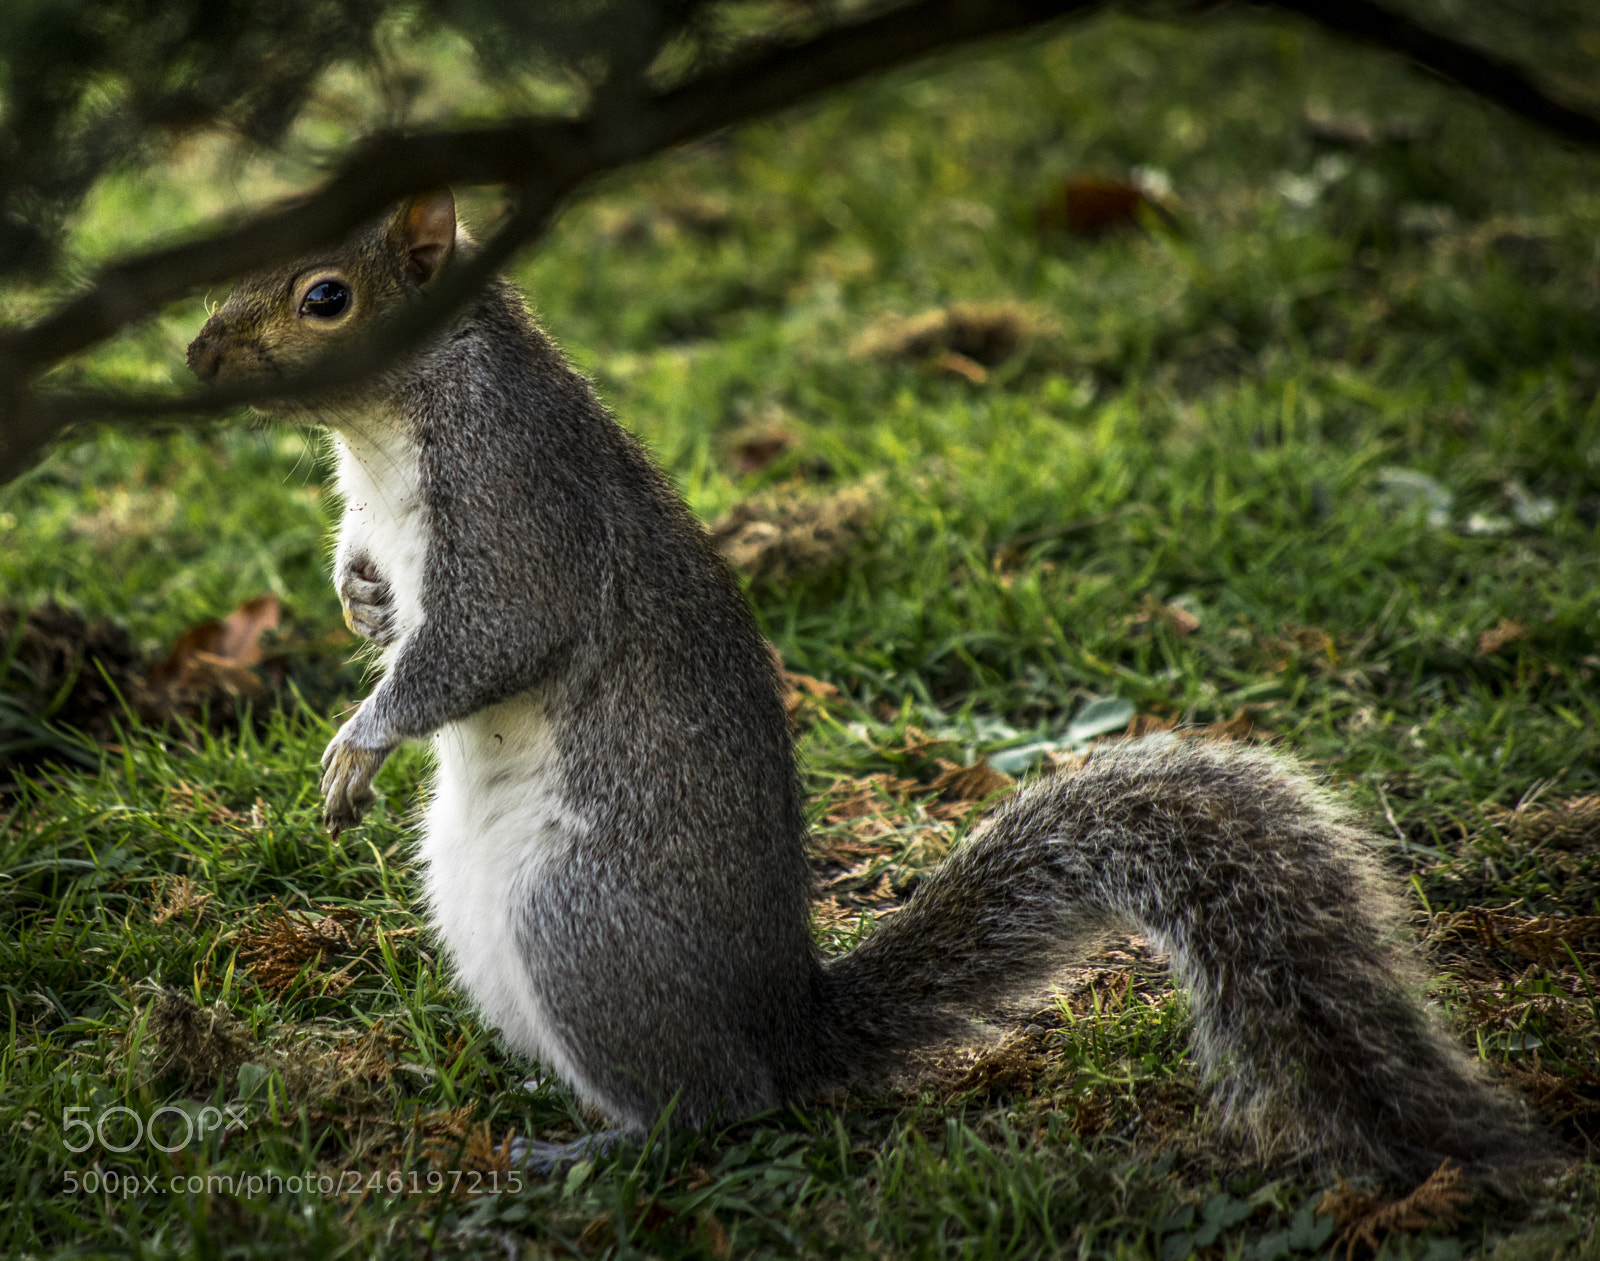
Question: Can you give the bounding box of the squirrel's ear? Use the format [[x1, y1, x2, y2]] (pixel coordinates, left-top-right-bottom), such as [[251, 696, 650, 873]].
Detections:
[[399, 189, 456, 286]]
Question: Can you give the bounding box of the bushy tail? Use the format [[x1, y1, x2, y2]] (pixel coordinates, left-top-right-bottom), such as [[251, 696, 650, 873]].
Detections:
[[816, 735, 1558, 1179]]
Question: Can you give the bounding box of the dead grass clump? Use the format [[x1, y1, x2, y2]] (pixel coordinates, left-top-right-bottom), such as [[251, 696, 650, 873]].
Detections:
[[1482, 795, 1600, 851], [926, 758, 1013, 804], [145, 989, 257, 1090], [1426, 903, 1600, 971], [1476, 617, 1529, 656], [136, 991, 408, 1167], [239, 905, 371, 997], [149, 875, 212, 926], [710, 478, 883, 584], [850, 302, 1040, 383], [780, 668, 840, 724], [1320, 1162, 1474, 1260], [416, 1104, 517, 1195], [1422, 902, 1600, 1144], [322, 1020, 404, 1088], [0, 602, 150, 781], [1120, 708, 1266, 743], [925, 1029, 1055, 1103]]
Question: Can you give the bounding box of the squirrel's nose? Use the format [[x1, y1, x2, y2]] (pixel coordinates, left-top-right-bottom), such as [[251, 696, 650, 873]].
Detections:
[[187, 333, 225, 382]]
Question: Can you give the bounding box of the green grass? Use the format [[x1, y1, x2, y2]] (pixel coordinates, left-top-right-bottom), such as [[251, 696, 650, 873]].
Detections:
[[4, 11, 1600, 1258]]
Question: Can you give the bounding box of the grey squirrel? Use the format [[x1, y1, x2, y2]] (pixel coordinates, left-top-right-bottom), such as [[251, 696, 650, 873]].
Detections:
[[186, 189, 1555, 1179]]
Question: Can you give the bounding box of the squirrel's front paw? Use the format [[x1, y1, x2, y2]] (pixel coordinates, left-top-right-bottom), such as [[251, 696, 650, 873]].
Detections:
[[320, 734, 394, 837], [339, 557, 398, 646]]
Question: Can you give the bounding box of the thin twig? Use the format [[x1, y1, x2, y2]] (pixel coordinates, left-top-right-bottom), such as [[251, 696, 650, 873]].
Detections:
[[2, 0, 1598, 481]]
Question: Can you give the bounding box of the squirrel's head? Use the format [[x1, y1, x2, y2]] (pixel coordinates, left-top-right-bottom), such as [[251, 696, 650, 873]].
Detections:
[[185, 189, 459, 412]]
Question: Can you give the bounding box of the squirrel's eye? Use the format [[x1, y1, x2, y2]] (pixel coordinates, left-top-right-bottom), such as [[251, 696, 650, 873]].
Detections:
[[300, 280, 350, 319]]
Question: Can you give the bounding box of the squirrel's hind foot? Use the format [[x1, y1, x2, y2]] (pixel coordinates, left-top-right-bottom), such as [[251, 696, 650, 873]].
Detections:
[[508, 1130, 623, 1177]]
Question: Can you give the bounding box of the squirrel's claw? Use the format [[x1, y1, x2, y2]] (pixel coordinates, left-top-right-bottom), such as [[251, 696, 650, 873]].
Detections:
[[339, 570, 398, 646], [320, 738, 392, 835]]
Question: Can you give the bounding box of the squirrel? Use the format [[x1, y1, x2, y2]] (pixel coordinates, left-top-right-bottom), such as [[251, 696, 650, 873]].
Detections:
[[186, 189, 1556, 1180]]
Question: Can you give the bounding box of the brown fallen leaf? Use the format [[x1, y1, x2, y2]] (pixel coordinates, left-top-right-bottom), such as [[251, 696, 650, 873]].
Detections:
[[1121, 708, 1262, 742], [1198, 707, 1263, 741], [145, 593, 284, 719], [1035, 175, 1171, 236], [1125, 713, 1178, 738], [1476, 617, 1528, 656], [149, 593, 280, 687]]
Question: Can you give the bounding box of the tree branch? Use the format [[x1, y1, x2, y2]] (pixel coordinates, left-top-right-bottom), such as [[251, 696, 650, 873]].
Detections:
[[2, 0, 1598, 483], [1268, 0, 1600, 151], [2, 0, 1105, 378], [0, 0, 1112, 480]]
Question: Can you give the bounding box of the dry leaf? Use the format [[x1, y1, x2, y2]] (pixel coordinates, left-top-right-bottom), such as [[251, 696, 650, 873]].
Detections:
[[782, 669, 840, 716], [150, 593, 280, 684], [146, 593, 283, 713], [927, 758, 1014, 803], [1197, 707, 1262, 741], [1035, 175, 1158, 236], [1126, 713, 1178, 737], [1476, 617, 1528, 656], [700, 1213, 733, 1260]]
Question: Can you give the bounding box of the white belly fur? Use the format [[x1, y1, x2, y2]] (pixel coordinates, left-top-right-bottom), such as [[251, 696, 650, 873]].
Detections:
[[330, 421, 593, 1101], [424, 698, 594, 1099]]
